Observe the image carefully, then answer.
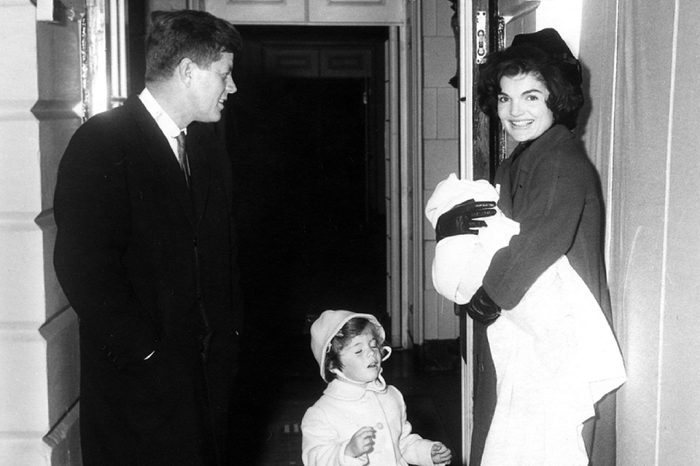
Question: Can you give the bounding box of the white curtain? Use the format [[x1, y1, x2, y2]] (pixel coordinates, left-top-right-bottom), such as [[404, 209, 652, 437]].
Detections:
[[579, 1, 700, 464]]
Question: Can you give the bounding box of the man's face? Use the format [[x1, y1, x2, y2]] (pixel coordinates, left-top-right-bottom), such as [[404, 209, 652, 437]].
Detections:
[[189, 52, 236, 123]]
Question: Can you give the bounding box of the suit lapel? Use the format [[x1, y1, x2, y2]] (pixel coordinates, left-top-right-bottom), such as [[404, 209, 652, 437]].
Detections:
[[124, 96, 196, 227]]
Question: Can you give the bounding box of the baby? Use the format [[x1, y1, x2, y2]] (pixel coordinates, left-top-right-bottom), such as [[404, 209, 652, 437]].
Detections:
[[425, 174, 519, 304], [301, 310, 452, 466]]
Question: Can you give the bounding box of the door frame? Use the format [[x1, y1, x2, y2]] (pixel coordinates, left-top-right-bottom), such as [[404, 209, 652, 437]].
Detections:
[[457, 1, 476, 463]]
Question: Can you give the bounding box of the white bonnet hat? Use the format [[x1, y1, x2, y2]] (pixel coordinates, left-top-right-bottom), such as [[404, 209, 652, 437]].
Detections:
[[310, 310, 385, 382]]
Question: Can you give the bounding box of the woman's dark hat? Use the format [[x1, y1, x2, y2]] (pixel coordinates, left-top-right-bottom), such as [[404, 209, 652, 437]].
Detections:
[[511, 28, 577, 65]]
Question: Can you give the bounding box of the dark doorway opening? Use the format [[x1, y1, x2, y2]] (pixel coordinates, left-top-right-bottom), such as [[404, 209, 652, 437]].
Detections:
[[227, 26, 389, 337], [226, 26, 390, 463]]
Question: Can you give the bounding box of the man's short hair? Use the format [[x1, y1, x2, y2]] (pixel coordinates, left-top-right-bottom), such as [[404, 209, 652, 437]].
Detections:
[[145, 10, 242, 83]]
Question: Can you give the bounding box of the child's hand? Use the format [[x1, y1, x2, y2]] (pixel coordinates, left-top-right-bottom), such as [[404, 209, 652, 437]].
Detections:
[[431, 442, 452, 464], [345, 426, 376, 458]]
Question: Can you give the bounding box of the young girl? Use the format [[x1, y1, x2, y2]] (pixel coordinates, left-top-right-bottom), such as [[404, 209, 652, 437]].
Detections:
[[301, 310, 452, 466]]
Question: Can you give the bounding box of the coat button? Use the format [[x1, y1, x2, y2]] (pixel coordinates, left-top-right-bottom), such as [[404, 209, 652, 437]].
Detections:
[[375, 422, 384, 430]]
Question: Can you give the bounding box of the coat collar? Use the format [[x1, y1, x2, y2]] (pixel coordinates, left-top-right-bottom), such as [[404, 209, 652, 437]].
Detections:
[[323, 375, 388, 401], [505, 124, 574, 202], [122, 95, 210, 228]]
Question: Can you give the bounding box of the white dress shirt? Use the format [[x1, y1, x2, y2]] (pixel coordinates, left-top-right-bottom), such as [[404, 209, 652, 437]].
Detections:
[[138, 88, 186, 163]]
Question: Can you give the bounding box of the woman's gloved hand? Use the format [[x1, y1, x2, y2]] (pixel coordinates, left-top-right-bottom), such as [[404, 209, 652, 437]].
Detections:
[[458, 286, 501, 326], [435, 199, 497, 242]]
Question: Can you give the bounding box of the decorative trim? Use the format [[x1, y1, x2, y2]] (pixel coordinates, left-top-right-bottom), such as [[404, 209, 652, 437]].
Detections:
[[30, 99, 83, 121], [38, 306, 76, 342], [42, 400, 79, 449], [0, 212, 43, 232], [36, 0, 77, 23], [0, 321, 44, 342], [0, 307, 74, 342], [1, 0, 32, 7], [0, 430, 48, 440], [228, 0, 285, 3], [0, 100, 39, 122], [327, 0, 385, 4], [34, 208, 56, 232], [78, 12, 89, 120]]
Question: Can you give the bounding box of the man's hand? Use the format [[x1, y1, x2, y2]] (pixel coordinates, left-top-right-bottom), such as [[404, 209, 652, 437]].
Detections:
[[345, 426, 376, 458], [431, 442, 452, 464], [458, 286, 501, 326], [435, 199, 496, 242]]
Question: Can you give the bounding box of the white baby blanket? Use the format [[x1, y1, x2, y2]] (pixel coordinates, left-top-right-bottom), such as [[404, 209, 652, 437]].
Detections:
[[426, 174, 626, 466], [425, 175, 518, 304]]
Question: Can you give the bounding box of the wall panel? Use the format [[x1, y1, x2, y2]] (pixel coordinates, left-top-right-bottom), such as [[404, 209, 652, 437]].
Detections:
[[582, 0, 700, 463], [421, 0, 459, 340], [0, 1, 82, 464], [656, 0, 700, 463]]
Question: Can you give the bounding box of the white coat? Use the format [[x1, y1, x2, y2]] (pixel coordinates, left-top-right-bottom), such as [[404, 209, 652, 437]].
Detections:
[[301, 376, 442, 466]]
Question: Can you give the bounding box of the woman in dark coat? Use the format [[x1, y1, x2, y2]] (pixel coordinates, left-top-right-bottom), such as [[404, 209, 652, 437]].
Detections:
[[437, 29, 618, 465]]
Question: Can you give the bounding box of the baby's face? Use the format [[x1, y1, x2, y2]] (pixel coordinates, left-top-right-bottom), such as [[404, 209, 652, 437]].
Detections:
[[338, 328, 382, 384]]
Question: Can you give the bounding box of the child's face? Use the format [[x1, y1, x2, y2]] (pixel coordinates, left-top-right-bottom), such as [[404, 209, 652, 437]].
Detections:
[[337, 327, 382, 384]]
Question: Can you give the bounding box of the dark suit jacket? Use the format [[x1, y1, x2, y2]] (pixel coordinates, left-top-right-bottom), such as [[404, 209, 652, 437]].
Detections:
[[54, 95, 243, 465]]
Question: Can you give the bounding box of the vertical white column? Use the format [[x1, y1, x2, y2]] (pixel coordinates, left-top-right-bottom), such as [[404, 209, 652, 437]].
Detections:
[[0, 1, 51, 464]]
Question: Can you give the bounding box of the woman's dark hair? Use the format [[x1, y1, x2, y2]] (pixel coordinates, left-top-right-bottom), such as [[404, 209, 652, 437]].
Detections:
[[145, 10, 243, 82], [477, 33, 584, 130], [324, 318, 384, 382]]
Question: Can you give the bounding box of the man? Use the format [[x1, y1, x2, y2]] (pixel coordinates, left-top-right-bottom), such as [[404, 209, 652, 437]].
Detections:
[[54, 10, 243, 465]]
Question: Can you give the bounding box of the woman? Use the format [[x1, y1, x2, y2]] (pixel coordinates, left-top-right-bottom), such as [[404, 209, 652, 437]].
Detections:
[[439, 29, 618, 465]]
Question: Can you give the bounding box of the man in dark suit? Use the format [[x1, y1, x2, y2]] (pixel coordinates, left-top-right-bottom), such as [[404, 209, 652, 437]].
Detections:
[[54, 10, 243, 465]]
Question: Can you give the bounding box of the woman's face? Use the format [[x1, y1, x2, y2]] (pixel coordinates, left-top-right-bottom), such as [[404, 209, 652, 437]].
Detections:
[[497, 72, 554, 142]]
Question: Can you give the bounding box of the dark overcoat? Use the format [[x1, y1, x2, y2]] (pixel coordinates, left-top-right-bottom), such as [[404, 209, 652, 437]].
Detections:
[[54, 95, 243, 465], [471, 124, 616, 465]]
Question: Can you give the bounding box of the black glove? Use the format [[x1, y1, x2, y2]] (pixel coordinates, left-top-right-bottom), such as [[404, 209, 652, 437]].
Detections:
[[435, 199, 497, 242], [458, 286, 501, 326]]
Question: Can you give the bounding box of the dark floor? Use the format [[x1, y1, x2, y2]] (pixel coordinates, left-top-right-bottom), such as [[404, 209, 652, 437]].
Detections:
[[230, 333, 462, 466]]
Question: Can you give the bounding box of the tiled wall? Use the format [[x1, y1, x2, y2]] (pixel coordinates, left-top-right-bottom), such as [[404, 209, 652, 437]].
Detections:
[[421, 0, 460, 340]]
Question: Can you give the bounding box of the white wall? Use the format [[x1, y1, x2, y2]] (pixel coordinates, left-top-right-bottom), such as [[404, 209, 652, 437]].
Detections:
[[580, 0, 700, 464], [0, 2, 82, 464], [0, 1, 52, 463], [536, 0, 583, 56], [420, 0, 461, 341]]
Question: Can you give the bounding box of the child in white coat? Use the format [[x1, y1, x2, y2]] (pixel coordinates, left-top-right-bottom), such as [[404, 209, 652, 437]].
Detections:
[[301, 310, 452, 466]]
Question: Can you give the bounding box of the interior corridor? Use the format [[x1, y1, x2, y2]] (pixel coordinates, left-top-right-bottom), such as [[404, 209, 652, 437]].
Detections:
[[223, 55, 462, 464]]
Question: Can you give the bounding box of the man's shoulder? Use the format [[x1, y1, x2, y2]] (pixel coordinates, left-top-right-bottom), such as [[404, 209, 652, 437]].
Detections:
[[62, 98, 151, 168], [70, 108, 124, 149]]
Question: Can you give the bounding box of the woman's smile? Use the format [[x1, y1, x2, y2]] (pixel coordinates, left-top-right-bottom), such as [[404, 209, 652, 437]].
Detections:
[[497, 72, 554, 142]]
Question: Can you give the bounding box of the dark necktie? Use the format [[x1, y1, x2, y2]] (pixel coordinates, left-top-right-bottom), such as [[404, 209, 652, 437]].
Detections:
[[176, 131, 191, 187]]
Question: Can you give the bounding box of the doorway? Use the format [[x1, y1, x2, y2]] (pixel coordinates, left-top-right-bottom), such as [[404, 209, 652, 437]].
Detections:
[[226, 26, 389, 339], [224, 26, 390, 463]]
